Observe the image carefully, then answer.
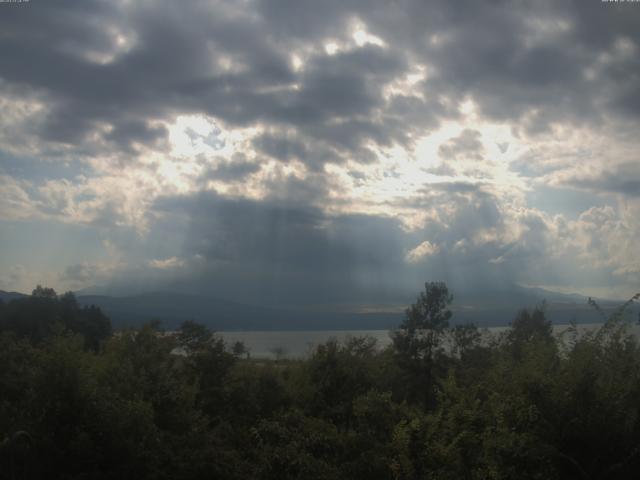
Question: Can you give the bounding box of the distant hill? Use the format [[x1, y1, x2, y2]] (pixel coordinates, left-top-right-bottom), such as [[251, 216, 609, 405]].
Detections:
[[0, 290, 28, 303], [3, 287, 636, 331], [449, 284, 619, 327], [76, 292, 403, 331], [75, 287, 637, 331]]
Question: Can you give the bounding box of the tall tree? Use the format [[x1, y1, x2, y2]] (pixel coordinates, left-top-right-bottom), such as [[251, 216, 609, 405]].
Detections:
[[392, 281, 452, 409]]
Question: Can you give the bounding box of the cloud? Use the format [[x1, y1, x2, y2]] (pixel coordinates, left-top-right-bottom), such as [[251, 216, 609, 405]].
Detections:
[[438, 129, 485, 161], [147, 257, 186, 270], [198, 155, 262, 183], [0, 265, 27, 290], [0, 175, 37, 220], [142, 189, 424, 303], [2, 0, 639, 166], [406, 240, 439, 263], [61, 263, 100, 285], [561, 162, 640, 198], [1, 0, 639, 301]]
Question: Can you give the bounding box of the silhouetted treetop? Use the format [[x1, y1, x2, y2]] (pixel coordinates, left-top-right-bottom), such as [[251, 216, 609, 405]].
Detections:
[[0, 286, 111, 350], [32, 285, 57, 299]]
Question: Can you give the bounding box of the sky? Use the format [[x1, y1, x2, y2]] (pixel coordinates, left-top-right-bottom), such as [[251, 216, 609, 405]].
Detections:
[[0, 0, 639, 306]]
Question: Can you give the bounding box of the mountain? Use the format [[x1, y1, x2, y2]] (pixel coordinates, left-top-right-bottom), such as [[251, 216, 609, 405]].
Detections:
[[76, 292, 403, 331], [3, 286, 634, 331], [0, 290, 28, 303], [449, 284, 630, 327], [75, 286, 637, 331]]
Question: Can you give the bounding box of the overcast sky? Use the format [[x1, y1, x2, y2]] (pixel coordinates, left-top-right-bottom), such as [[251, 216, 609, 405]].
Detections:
[[0, 0, 639, 305]]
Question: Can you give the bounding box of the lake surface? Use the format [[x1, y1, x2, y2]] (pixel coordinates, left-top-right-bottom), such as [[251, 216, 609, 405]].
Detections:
[[219, 323, 640, 359]]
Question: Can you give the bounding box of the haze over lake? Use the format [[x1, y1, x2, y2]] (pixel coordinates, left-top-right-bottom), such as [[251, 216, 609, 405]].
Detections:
[[219, 323, 640, 359]]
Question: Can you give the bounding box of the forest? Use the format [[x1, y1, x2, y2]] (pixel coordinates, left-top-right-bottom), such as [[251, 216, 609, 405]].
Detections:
[[1, 283, 640, 479]]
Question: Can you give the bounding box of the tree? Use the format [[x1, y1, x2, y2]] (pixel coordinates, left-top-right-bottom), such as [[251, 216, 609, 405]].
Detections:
[[509, 305, 552, 344], [175, 321, 236, 417], [232, 340, 248, 358], [32, 285, 57, 299], [306, 337, 378, 428], [392, 281, 453, 409], [270, 346, 288, 362], [178, 320, 213, 354], [449, 323, 481, 361], [0, 287, 111, 350], [507, 305, 554, 362]]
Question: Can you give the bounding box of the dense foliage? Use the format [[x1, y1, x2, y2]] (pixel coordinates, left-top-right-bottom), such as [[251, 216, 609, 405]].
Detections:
[[1, 284, 639, 479]]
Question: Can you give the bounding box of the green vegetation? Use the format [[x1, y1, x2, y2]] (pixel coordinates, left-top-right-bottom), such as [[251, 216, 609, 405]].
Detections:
[[1, 284, 640, 479]]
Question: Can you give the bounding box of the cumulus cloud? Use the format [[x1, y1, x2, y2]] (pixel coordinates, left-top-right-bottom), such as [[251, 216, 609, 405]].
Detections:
[[406, 240, 439, 263], [1, 0, 639, 301], [2, 2, 639, 157], [438, 129, 485, 162]]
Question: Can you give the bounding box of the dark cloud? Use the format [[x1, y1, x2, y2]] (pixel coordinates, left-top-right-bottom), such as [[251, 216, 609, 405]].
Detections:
[[563, 162, 640, 198], [253, 133, 310, 164], [152, 191, 411, 304], [105, 119, 169, 153], [425, 181, 490, 195], [293, 47, 398, 121], [370, 0, 639, 132], [438, 129, 485, 161], [3, 0, 638, 161], [1, 1, 418, 164], [61, 263, 98, 285], [154, 192, 404, 271], [257, 0, 355, 41], [199, 156, 261, 183]]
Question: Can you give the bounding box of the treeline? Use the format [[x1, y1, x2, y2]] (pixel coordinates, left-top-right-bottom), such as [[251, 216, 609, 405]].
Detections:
[[1, 283, 640, 479]]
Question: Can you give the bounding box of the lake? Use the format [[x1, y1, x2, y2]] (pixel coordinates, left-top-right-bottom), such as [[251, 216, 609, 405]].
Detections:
[[218, 323, 639, 359]]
